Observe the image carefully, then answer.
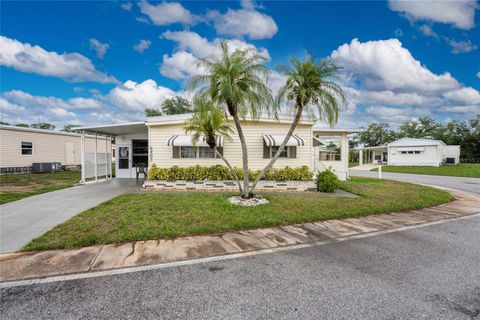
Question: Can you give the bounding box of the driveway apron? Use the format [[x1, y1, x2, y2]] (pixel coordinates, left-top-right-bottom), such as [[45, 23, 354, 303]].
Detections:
[[0, 179, 140, 253]]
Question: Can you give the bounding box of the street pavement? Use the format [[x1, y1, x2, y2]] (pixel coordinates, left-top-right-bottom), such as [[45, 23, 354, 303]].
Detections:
[[350, 170, 480, 194], [1, 215, 479, 319]]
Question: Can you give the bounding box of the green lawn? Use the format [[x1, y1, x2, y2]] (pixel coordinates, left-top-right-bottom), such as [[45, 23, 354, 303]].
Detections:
[[349, 162, 359, 168], [371, 163, 480, 178], [0, 170, 81, 204], [23, 177, 452, 251]]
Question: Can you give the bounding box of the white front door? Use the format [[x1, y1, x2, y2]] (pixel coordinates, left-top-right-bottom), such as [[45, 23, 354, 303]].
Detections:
[[65, 141, 75, 165], [116, 145, 132, 178]]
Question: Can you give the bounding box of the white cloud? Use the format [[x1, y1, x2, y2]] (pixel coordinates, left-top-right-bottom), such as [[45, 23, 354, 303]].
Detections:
[[160, 30, 270, 80], [0, 36, 118, 84], [477, 71, 480, 78], [329, 37, 479, 126], [418, 24, 438, 38], [0, 79, 181, 127], [441, 105, 480, 114], [207, 0, 277, 39], [330, 38, 460, 93], [344, 87, 441, 107], [121, 2, 132, 11], [208, 10, 277, 40], [0, 97, 26, 113], [89, 39, 109, 59], [444, 38, 477, 54], [160, 51, 202, 80], [3, 90, 105, 110], [106, 79, 176, 111], [442, 87, 480, 104], [138, 1, 197, 26], [133, 39, 151, 53], [388, 0, 478, 30]]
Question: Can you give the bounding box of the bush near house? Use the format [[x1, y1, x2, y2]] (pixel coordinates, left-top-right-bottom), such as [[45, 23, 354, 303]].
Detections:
[[316, 169, 339, 192], [147, 164, 313, 182]]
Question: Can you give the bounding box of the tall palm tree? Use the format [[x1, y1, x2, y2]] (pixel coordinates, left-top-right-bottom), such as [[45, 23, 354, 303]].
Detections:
[[250, 55, 347, 193], [184, 96, 243, 192], [189, 42, 273, 198]]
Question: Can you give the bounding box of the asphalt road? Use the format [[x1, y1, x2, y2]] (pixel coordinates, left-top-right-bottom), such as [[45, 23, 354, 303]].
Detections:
[[2, 216, 479, 320], [350, 170, 480, 194]]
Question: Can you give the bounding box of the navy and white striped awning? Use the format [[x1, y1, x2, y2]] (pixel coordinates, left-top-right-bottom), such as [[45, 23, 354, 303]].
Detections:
[[167, 135, 224, 147], [263, 134, 305, 147]]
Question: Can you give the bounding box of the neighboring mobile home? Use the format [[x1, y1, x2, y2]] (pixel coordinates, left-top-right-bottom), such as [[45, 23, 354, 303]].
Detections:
[[77, 114, 360, 182], [0, 125, 111, 173], [358, 138, 460, 167]]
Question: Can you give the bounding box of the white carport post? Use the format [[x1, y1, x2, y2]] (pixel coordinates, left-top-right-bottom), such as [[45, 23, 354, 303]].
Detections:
[[359, 149, 363, 165], [105, 135, 108, 180], [81, 130, 85, 184], [94, 132, 98, 183]]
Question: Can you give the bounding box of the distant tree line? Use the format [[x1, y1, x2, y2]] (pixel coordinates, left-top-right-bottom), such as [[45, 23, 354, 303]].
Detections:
[[350, 114, 480, 162], [144, 96, 192, 117]]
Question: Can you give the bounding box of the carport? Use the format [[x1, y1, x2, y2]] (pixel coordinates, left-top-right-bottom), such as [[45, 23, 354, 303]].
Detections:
[[357, 145, 388, 165], [75, 122, 147, 183]]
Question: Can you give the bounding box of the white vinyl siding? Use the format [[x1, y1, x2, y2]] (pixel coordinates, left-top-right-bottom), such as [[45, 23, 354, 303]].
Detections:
[[148, 121, 313, 170], [0, 128, 109, 168], [388, 145, 442, 166]]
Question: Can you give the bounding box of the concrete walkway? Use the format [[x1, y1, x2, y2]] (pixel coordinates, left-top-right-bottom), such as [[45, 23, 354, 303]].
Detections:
[[0, 179, 142, 253], [1, 187, 478, 283], [350, 170, 480, 194]]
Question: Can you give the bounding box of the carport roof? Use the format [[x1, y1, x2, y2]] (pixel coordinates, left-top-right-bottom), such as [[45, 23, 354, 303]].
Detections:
[[75, 122, 147, 136]]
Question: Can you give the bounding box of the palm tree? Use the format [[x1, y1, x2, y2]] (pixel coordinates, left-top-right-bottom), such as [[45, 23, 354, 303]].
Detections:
[[189, 42, 273, 198], [184, 96, 243, 192], [250, 55, 347, 194]]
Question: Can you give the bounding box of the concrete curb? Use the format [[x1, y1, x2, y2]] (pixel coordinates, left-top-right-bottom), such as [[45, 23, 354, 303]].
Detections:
[[1, 188, 478, 284]]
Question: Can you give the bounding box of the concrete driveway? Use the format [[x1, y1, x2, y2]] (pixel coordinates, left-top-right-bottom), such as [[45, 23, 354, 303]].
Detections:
[[350, 170, 480, 194], [0, 179, 141, 253]]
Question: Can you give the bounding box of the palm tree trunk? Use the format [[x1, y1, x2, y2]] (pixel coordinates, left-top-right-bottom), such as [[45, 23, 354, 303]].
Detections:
[[250, 106, 304, 193], [215, 149, 243, 194], [232, 113, 251, 198]]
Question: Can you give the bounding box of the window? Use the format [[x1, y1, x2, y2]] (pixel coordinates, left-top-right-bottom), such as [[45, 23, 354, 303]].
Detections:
[[199, 147, 215, 158], [118, 147, 129, 169], [401, 151, 407, 154], [316, 135, 341, 161], [21, 141, 33, 155], [408, 151, 414, 154], [414, 151, 421, 154], [180, 146, 196, 158], [132, 139, 148, 167], [271, 146, 288, 158]]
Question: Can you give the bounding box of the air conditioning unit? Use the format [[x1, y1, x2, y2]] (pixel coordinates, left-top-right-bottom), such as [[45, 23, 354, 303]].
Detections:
[[32, 162, 62, 173]]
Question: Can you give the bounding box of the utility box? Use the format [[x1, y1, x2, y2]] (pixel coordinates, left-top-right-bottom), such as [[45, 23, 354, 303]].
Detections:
[[32, 162, 62, 173]]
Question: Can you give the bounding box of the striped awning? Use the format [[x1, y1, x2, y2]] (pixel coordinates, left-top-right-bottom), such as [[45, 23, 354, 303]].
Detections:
[[166, 135, 224, 147], [263, 134, 305, 147]]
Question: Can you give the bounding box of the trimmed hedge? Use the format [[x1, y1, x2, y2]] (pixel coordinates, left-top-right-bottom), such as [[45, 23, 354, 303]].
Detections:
[[316, 169, 339, 192], [147, 164, 313, 181]]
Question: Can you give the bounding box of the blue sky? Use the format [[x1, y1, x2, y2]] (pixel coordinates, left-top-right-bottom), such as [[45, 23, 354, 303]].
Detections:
[[1, 0, 479, 129]]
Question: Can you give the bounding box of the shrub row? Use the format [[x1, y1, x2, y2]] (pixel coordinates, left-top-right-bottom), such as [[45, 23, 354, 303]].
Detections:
[[147, 164, 313, 181]]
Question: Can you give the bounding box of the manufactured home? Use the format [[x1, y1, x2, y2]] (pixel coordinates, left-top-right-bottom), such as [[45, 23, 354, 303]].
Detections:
[[76, 114, 360, 182], [0, 125, 112, 173], [358, 138, 460, 167]]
